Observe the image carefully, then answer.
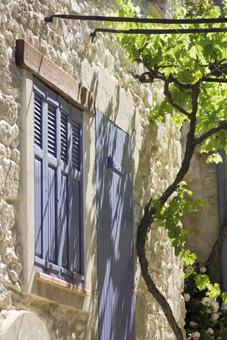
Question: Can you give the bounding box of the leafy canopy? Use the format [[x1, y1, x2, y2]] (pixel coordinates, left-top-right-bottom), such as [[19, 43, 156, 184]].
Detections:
[[110, 0, 227, 307], [111, 0, 227, 160], [152, 182, 208, 256]]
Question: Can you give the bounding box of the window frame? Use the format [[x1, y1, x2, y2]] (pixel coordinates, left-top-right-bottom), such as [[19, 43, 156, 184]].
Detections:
[[33, 78, 84, 288]]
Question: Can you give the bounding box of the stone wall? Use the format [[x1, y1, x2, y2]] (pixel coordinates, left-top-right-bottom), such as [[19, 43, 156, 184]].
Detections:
[[182, 125, 220, 264], [0, 0, 185, 339]]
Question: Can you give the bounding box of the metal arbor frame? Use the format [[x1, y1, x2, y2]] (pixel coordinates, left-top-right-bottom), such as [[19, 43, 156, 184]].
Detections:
[[44, 14, 227, 36], [44, 14, 227, 83]]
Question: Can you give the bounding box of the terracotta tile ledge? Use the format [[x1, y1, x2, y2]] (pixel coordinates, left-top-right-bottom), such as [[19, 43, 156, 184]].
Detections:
[[35, 272, 90, 297]]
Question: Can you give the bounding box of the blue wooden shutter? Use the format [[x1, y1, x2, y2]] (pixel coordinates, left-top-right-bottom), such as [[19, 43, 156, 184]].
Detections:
[[96, 110, 135, 340], [72, 118, 81, 269], [47, 104, 56, 157], [33, 78, 84, 286], [61, 112, 67, 163], [34, 93, 43, 259], [58, 111, 68, 270], [34, 93, 42, 148], [68, 117, 82, 280], [45, 103, 57, 264], [72, 119, 80, 171]]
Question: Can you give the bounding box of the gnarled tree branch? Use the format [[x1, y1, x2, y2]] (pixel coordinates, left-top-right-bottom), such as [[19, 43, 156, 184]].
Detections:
[[136, 214, 185, 340], [163, 80, 191, 118], [195, 121, 227, 146], [136, 83, 202, 340], [135, 55, 227, 339]]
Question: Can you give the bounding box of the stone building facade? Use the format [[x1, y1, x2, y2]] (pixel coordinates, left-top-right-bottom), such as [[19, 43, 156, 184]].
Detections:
[[0, 0, 187, 339]]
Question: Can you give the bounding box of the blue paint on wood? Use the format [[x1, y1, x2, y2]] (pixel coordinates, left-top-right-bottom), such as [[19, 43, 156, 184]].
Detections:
[[34, 157, 42, 257], [33, 78, 84, 285], [47, 165, 57, 263], [58, 173, 68, 268], [69, 179, 80, 273], [96, 110, 135, 340]]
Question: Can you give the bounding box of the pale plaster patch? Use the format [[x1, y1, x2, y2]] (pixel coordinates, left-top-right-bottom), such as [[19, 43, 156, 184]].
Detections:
[[0, 310, 50, 340]]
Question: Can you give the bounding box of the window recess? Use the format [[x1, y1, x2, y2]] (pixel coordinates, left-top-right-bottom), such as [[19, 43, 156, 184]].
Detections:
[[33, 78, 84, 287]]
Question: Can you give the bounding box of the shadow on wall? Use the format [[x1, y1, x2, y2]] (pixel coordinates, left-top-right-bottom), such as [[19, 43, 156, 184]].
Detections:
[[83, 69, 99, 340], [85, 66, 184, 338], [133, 115, 185, 338]]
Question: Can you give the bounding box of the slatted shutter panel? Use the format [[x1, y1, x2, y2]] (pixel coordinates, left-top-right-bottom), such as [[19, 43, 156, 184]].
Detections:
[[68, 118, 81, 275], [69, 179, 80, 273], [96, 110, 135, 340], [33, 78, 83, 285], [58, 111, 68, 270], [72, 119, 80, 171], [34, 93, 42, 148], [46, 166, 56, 262], [48, 104, 56, 157], [61, 112, 67, 163], [58, 172, 68, 268], [46, 104, 57, 264], [34, 93, 43, 258]]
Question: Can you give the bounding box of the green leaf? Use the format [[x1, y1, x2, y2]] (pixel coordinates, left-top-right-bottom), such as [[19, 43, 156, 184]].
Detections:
[[116, 0, 123, 5], [189, 46, 197, 59], [206, 154, 223, 164], [209, 5, 222, 18], [182, 250, 197, 266], [222, 292, 227, 303]]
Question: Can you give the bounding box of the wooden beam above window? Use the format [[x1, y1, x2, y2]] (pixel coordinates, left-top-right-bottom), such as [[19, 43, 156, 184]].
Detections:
[[16, 39, 95, 116]]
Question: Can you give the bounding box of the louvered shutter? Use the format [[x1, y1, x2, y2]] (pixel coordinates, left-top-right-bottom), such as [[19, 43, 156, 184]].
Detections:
[[33, 78, 83, 286], [68, 116, 83, 283], [34, 93, 43, 258], [61, 112, 67, 163], [45, 103, 57, 264], [72, 119, 80, 171], [34, 93, 42, 148], [47, 104, 56, 157], [58, 111, 68, 270]]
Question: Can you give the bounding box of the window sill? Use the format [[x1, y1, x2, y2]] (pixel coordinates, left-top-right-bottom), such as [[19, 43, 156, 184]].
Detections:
[[35, 272, 90, 297]]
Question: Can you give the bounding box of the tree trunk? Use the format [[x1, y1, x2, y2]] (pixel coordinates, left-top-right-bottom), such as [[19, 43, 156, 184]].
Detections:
[[137, 217, 185, 340]]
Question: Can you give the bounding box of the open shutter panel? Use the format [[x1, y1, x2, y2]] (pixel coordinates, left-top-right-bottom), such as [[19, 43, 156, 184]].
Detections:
[[96, 110, 135, 340]]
